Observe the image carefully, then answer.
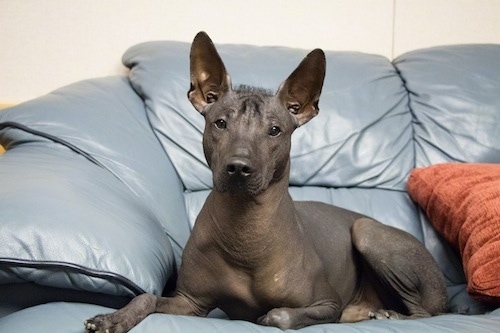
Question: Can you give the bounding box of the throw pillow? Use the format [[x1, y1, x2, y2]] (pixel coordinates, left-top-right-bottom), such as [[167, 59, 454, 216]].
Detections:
[[407, 163, 500, 305]]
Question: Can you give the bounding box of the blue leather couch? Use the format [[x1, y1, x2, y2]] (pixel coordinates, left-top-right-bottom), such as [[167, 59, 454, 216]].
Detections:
[[1, 40, 499, 332]]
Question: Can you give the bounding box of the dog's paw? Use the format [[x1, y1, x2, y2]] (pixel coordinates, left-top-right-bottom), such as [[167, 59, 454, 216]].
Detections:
[[368, 309, 401, 320], [84, 313, 127, 333], [258, 307, 295, 330]]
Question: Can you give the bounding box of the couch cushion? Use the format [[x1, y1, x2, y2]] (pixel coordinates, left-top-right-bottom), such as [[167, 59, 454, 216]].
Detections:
[[0, 77, 183, 301], [184, 186, 421, 239], [0, 144, 172, 297], [408, 163, 500, 305], [123, 41, 413, 192], [2, 302, 500, 333], [0, 77, 191, 259], [393, 44, 500, 167]]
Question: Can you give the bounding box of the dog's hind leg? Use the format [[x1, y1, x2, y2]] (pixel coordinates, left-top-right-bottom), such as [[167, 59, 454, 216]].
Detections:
[[257, 298, 344, 330], [350, 218, 447, 320]]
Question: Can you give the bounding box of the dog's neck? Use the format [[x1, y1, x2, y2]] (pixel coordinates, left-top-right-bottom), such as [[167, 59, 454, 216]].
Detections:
[[205, 171, 303, 269]]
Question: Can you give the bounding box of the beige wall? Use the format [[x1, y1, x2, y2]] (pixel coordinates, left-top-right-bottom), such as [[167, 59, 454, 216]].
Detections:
[[1, 0, 500, 103]]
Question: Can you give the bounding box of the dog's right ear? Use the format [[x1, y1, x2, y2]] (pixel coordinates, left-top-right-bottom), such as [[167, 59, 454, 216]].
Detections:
[[188, 32, 232, 114]]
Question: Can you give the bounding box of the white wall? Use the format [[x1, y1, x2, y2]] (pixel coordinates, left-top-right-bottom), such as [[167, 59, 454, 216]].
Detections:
[[1, 0, 500, 103]]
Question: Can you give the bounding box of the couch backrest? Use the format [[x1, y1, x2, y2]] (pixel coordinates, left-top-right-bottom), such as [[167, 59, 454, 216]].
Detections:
[[123, 41, 414, 193], [394, 44, 500, 166]]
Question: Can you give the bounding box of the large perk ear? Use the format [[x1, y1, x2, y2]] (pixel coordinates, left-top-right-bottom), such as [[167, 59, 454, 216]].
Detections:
[[188, 31, 232, 114], [276, 49, 326, 127]]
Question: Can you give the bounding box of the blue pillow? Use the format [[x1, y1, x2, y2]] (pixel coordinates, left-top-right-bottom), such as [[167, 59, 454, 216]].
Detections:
[[0, 76, 182, 299]]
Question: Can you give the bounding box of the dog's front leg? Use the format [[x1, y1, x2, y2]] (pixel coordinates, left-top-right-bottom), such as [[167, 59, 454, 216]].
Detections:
[[85, 293, 209, 333], [257, 299, 343, 330]]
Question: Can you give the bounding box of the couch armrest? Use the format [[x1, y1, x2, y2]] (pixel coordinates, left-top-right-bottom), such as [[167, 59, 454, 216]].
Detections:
[[0, 77, 190, 304], [0, 77, 191, 257]]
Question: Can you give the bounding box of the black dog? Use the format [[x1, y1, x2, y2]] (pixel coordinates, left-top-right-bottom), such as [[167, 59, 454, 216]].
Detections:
[[85, 32, 447, 332]]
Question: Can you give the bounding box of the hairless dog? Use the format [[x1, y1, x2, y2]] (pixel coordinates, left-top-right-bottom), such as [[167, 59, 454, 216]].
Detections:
[[85, 31, 447, 333]]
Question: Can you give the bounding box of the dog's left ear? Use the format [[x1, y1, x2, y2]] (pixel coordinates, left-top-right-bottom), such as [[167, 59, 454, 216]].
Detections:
[[188, 31, 232, 114], [276, 49, 326, 127]]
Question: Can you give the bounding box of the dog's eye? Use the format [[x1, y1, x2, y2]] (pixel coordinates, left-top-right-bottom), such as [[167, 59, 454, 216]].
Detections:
[[214, 119, 227, 130], [268, 126, 281, 137]]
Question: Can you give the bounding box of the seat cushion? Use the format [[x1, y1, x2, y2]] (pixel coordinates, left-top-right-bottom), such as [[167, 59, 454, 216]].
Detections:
[[184, 186, 421, 238], [1, 302, 500, 333]]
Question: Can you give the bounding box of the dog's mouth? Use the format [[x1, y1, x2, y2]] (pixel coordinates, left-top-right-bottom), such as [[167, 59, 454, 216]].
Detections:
[[213, 171, 268, 197]]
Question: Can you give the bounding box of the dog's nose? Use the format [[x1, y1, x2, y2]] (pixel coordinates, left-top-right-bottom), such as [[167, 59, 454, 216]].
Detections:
[[226, 158, 253, 177]]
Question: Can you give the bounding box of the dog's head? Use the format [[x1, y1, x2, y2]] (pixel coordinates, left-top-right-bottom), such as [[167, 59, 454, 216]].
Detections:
[[188, 32, 326, 196]]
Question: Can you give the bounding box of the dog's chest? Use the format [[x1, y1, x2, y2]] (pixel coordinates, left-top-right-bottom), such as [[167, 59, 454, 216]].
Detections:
[[215, 261, 313, 320]]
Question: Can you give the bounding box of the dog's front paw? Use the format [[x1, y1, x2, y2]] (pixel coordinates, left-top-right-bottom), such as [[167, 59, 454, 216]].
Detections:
[[84, 313, 127, 333]]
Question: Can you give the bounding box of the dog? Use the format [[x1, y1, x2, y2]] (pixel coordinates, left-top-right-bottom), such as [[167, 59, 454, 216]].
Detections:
[[85, 31, 447, 332]]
